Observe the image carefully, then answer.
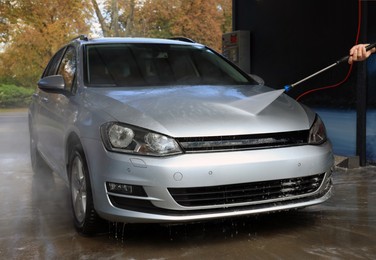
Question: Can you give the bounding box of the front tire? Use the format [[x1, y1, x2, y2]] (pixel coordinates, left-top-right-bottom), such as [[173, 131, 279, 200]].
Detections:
[[68, 144, 102, 236]]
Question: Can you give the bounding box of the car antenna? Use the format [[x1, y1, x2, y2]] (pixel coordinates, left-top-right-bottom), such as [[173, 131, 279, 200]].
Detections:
[[70, 35, 89, 42]]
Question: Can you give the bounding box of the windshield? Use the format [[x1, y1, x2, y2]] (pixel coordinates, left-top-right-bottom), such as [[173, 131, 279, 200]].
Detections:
[[84, 43, 252, 86]]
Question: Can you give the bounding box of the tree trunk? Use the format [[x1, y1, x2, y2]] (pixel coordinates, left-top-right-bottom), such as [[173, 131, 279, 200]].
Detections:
[[124, 0, 135, 36], [110, 0, 119, 36], [91, 0, 111, 36]]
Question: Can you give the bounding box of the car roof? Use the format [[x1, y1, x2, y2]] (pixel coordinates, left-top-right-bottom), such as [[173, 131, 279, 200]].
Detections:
[[74, 36, 203, 47]]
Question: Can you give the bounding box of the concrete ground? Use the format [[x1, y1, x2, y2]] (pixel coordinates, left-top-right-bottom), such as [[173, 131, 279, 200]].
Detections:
[[1, 110, 376, 259]]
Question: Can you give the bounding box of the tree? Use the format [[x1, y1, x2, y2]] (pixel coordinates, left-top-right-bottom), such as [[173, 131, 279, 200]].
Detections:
[[0, 0, 91, 87], [91, 0, 232, 50], [134, 0, 232, 51], [170, 0, 225, 51], [0, 0, 232, 88], [218, 0, 232, 34], [133, 0, 177, 38], [91, 0, 136, 37]]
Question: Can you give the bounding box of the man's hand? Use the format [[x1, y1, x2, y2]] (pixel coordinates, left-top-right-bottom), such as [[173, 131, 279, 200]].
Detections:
[[348, 44, 376, 64]]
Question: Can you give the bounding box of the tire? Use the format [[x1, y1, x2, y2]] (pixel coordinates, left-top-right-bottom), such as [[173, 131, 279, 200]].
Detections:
[[29, 122, 50, 175], [68, 144, 103, 236]]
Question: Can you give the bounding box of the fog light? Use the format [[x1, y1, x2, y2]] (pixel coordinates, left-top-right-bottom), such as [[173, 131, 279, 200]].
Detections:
[[107, 182, 133, 194], [106, 182, 148, 197]]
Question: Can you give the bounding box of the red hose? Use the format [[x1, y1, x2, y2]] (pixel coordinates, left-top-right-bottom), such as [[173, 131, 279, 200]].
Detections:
[[296, 0, 362, 101]]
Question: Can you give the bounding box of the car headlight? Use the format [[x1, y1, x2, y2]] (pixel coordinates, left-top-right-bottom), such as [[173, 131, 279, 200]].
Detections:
[[308, 115, 327, 145], [101, 122, 182, 156]]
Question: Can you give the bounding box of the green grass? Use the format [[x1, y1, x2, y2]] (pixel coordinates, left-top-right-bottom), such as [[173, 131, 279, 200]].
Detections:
[[0, 84, 34, 108], [0, 107, 28, 113]]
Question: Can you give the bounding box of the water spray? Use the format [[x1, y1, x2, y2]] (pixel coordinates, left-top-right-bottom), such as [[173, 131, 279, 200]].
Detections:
[[284, 42, 376, 92]]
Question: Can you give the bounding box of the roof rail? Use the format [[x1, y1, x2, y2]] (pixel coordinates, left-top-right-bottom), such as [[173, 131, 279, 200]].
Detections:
[[70, 34, 89, 42], [169, 37, 196, 43]]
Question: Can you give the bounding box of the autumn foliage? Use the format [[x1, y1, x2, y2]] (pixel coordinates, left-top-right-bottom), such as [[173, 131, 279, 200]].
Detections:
[[0, 0, 232, 88], [0, 0, 91, 87]]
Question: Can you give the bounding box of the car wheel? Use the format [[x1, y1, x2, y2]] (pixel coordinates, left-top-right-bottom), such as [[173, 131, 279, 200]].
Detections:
[[69, 144, 102, 236], [29, 122, 50, 174]]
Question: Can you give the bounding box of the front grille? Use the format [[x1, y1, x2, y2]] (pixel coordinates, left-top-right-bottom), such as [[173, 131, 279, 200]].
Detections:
[[176, 130, 309, 153], [168, 173, 325, 207]]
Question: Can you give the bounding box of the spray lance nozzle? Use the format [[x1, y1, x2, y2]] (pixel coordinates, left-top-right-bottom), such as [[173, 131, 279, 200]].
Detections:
[[284, 42, 376, 92]]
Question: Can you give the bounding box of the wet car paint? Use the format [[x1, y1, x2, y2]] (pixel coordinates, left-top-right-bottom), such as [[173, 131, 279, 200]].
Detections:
[[1, 111, 375, 259]]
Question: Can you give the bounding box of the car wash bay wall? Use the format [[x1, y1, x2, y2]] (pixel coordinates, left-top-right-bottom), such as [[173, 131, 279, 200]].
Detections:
[[232, 0, 376, 164]]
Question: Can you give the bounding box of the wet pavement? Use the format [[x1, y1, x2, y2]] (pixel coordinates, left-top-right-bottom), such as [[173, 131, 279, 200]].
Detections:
[[1, 110, 376, 259]]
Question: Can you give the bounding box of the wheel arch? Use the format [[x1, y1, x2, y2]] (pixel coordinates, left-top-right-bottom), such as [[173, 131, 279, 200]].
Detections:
[[28, 111, 35, 135], [65, 132, 82, 178]]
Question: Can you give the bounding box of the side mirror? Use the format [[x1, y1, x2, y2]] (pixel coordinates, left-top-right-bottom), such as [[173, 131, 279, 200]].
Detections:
[[249, 74, 265, 86], [37, 75, 66, 92]]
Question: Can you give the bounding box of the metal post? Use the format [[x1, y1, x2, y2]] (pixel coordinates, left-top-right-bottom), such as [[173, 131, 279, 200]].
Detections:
[[356, 0, 368, 167], [356, 61, 367, 167]]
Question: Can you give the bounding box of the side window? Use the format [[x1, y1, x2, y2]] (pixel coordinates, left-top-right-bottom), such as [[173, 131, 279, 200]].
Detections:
[[57, 46, 77, 92], [42, 47, 66, 78]]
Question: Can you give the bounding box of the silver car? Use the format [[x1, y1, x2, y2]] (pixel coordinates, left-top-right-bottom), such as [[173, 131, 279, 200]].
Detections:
[[28, 36, 334, 235]]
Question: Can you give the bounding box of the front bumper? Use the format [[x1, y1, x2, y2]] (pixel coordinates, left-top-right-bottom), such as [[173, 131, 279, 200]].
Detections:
[[82, 138, 334, 223]]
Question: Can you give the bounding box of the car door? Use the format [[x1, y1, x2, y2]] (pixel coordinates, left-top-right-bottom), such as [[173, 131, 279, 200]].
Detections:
[[35, 45, 78, 177]]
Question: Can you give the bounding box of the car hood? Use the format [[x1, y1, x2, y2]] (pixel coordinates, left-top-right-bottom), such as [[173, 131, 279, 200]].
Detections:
[[82, 85, 314, 137]]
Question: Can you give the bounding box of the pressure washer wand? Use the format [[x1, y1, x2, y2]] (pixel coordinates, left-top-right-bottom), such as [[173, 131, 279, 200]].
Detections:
[[284, 42, 376, 92]]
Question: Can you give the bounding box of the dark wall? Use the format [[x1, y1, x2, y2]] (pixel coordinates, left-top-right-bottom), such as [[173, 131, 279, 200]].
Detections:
[[233, 0, 375, 106]]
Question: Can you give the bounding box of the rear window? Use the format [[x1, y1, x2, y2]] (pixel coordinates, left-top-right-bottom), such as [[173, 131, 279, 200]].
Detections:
[[84, 43, 252, 87]]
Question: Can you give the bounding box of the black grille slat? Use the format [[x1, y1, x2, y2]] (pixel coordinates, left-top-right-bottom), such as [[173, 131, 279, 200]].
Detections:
[[168, 173, 325, 207], [176, 130, 309, 153]]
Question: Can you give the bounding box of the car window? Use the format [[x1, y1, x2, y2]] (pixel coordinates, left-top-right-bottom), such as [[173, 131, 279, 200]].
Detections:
[[57, 46, 77, 92], [85, 44, 252, 87], [42, 47, 66, 78]]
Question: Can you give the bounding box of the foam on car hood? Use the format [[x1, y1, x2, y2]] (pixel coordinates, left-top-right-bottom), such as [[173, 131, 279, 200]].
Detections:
[[83, 85, 312, 137]]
